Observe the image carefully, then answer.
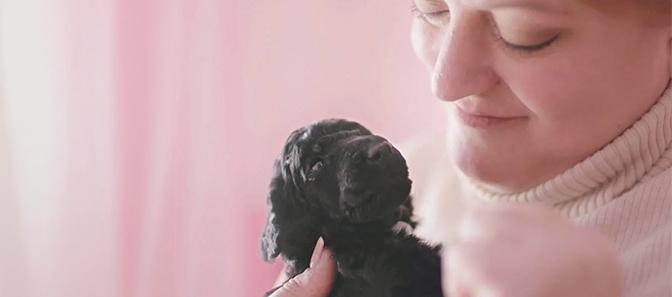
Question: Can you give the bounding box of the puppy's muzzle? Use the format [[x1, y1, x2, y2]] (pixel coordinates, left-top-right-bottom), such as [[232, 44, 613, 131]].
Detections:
[[340, 135, 406, 209]]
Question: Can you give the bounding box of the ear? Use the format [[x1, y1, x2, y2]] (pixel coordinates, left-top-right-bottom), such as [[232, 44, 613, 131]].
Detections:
[[261, 211, 280, 262], [261, 160, 287, 262], [261, 156, 311, 263], [260, 159, 321, 275], [261, 127, 323, 273]]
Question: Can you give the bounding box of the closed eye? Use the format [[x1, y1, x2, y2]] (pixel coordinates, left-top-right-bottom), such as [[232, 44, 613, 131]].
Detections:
[[498, 34, 560, 52], [410, 2, 449, 26]]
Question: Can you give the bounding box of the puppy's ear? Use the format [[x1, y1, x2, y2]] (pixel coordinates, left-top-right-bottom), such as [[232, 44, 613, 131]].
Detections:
[[261, 127, 320, 272], [261, 160, 285, 262], [261, 153, 307, 262], [261, 212, 279, 262], [262, 130, 303, 262]]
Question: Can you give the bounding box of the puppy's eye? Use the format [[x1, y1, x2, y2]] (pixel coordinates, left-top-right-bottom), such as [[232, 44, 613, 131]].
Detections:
[[310, 159, 324, 173], [306, 159, 324, 182]]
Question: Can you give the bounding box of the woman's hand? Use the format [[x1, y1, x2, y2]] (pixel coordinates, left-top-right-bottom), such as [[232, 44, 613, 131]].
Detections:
[[444, 202, 624, 297], [269, 238, 337, 297]]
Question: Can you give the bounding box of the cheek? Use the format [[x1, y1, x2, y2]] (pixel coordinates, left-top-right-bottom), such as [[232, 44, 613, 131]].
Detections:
[[503, 64, 626, 161], [493, 56, 589, 139], [317, 177, 342, 206], [494, 29, 668, 165], [507, 66, 596, 125], [411, 20, 439, 69], [505, 37, 665, 130]]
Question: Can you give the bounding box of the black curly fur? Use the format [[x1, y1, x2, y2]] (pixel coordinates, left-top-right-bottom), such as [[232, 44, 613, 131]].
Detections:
[[261, 119, 443, 297]]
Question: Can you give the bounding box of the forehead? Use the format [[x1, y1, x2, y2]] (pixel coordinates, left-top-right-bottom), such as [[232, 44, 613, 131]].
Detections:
[[298, 126, 329, 145], [294, 127, 328, 152], [469, 0, 562, 7], [432, 0, 569, 13], [464, 0, 655, 15]]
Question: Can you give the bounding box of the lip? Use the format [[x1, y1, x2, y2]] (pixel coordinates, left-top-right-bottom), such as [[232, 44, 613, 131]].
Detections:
[[455, 106, 526, 128]]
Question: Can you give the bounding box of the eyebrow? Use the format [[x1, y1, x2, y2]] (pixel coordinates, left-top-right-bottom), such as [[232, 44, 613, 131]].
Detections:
[[470, 0, 566, 13]]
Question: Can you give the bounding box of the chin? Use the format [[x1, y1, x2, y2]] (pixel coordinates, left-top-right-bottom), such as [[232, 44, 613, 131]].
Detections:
[[450, 145, 530, 193]]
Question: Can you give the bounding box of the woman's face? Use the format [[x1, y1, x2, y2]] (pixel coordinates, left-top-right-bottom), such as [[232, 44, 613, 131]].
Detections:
[[411, 0, 672, 192]]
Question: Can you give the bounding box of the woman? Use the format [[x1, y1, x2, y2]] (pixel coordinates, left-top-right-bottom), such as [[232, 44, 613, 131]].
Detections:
[[270, 0, 671, 296]]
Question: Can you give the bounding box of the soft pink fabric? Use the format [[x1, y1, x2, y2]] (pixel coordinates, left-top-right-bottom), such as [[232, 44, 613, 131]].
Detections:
[[0, 1, 443, 297]]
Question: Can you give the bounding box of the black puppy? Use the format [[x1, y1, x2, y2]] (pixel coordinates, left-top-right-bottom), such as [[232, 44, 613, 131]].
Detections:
[[261, 119, 443, 297]]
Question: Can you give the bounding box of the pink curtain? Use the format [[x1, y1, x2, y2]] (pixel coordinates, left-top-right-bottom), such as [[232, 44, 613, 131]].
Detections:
[[0, 1, 443, 296]]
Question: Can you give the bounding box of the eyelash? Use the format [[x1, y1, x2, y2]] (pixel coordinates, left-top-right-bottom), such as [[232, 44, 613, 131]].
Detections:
[[410, 2, 559, 53], [410, 3, 447, 21], [496, 33, 559, 53]]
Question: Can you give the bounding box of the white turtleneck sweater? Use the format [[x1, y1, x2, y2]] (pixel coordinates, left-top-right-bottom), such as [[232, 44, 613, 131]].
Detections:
[[400, 85, 672, 297]]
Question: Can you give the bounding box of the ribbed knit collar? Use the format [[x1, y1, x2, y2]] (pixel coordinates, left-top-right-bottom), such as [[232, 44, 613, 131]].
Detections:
[[463, 82, 672, 217]]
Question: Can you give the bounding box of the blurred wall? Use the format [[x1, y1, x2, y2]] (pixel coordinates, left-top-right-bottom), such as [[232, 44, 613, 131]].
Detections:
[[0, 1, 445, 297], [235, 0, 445, 295]]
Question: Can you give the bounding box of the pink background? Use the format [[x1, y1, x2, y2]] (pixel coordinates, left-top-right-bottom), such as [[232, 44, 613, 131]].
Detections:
[[0, 0, 444, 296]]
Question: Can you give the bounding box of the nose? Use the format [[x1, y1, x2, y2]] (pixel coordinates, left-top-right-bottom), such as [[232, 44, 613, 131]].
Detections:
[[430, 17, 499, 102]]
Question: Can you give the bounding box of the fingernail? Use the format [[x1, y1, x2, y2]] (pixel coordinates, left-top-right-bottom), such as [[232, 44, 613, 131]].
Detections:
[[309, 237, 324, 268]]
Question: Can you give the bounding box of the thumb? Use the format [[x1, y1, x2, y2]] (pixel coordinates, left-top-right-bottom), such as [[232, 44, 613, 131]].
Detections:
[[270, 238, 337, 297]]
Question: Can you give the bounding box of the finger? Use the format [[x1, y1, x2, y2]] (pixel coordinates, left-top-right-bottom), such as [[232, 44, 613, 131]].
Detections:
[[443, 255, 473, 297], [273, 264, 290, 287], [443, 241, 506, 297], [457, 204, 513, 241], [443, 243, 479, 297], [457, 202, 555, 241], [270, 239, 336, 297]]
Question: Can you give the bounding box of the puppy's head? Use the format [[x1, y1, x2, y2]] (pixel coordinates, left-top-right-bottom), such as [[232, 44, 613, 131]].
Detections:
[[261, 119, 412, 261]]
